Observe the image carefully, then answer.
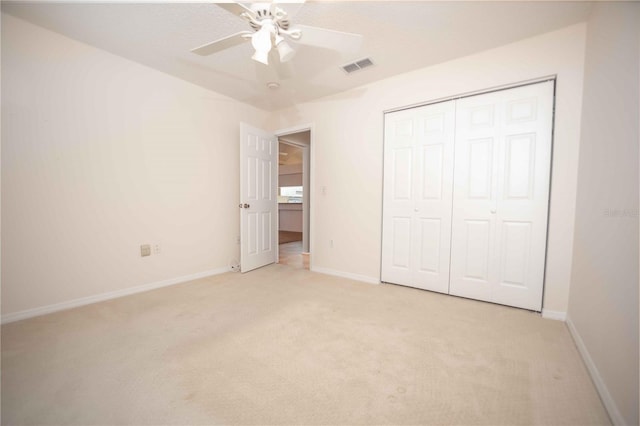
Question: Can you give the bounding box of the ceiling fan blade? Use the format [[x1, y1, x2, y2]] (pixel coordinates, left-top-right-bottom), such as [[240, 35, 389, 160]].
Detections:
[[191, 31, 249, 56], [216, 2, 255, 17], [293, 25, 363, 54]]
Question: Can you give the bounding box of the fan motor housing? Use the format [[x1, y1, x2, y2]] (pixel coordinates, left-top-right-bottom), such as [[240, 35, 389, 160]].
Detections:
[[248, 6, 290, 31]]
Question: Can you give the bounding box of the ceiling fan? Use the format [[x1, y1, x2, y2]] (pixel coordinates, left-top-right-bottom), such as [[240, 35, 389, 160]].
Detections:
[[191, 2, 363, 68]]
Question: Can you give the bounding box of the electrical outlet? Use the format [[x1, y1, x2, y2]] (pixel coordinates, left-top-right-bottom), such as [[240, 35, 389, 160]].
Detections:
[[140, 244, 151, 257], [153, 244, 161, 255]]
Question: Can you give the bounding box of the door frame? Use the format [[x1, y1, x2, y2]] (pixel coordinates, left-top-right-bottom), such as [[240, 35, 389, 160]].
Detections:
[[275, 123, 315, 269], [383, 75, 557, 114], [278, 139, 310, 252]]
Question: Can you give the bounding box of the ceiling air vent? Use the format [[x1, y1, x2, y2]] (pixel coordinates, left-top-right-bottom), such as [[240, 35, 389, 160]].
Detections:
[[341, 58, 374, 74]]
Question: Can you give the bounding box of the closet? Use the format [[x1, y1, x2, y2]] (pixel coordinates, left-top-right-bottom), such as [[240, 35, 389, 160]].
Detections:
[[381, 81, 554, 311]]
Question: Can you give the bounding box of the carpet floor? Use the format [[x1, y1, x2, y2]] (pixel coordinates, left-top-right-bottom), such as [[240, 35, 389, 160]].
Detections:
[[1, 264, 610, 425]]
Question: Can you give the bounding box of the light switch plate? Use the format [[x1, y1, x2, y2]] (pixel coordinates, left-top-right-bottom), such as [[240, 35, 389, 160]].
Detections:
[[140, 244, 151, 257]]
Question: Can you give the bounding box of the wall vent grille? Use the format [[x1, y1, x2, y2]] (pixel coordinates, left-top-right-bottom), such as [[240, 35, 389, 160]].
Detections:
[[341, 57, 374, 74]]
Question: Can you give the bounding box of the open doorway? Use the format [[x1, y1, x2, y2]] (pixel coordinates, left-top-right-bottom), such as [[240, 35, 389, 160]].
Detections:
[[277, 130, 310, 269]]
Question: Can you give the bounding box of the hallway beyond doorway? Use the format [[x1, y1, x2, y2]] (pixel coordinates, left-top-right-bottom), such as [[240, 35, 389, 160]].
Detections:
[[278, 241, 306, 269]]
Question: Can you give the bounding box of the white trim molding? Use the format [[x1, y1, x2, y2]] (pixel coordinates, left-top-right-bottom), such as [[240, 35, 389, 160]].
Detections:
[[541, 309, 567, 321], [1, 267, 230, 324], [566, 315, 624, 425], [311, 266, 380, 285], [274, 123, 314, 138]]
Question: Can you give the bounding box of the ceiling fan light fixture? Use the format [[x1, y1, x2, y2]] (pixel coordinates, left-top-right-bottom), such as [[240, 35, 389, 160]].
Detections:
[[276, 40, 296, 62], [251, 25, 273, 65], [252, 49, 270, 65], [191, 2, 365, 77]]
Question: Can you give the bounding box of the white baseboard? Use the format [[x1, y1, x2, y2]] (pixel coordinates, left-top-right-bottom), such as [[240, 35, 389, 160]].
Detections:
[[566, 315, 624, 425], [1, 267, 230, 325], [311, 266, 380, 285], [541, 309, 567, 321]]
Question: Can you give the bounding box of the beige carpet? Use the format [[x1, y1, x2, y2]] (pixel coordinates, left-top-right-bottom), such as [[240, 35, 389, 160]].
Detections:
[[1, 264, 610, 425]]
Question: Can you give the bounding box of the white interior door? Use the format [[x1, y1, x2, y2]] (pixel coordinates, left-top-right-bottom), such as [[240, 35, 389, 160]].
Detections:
[[449, 81, 554, 310], [381, 100, 456, 293], [240, 123, 278, 273]]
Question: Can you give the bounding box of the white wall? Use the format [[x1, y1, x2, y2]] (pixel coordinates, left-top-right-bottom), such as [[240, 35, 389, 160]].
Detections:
[[270, 23, 587, 314], [1, 14, 268, 318], [568, 3, 639, 425]]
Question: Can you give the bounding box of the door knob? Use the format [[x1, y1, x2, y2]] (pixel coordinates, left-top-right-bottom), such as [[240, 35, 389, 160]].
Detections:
[[244, 203, 250, 208]]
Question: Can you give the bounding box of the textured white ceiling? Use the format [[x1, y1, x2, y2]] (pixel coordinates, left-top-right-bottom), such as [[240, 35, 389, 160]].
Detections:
[[2, 1, 592, 111]]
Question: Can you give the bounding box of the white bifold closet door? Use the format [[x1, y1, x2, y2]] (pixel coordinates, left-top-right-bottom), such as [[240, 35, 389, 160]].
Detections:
[[449, 82, 553, 311], [382, 81, 554, 311], [381, 100, 456, 294]]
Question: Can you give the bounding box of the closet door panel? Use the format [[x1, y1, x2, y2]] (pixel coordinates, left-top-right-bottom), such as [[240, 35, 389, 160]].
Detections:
[[417, 218, 442, 273], [492, 83, 553, 310], [449, 94, 500, 304], [390, 217, 412, 268], [450, 81, 553, 311], [382, 109, 415, 285], [382, 101, 455, 293], [411, 102, 456, 293]]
